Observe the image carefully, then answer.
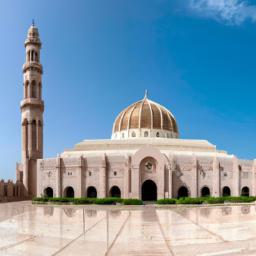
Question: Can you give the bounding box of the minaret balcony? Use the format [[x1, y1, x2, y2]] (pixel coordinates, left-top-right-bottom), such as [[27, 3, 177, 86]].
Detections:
[[20, 98, 44, 110], [23, 62, 43, 73]]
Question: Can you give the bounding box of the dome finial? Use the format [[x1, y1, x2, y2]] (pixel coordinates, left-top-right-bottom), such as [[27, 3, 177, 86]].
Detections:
[[144, 89, 148, 99], [32, 19, 35, 27]]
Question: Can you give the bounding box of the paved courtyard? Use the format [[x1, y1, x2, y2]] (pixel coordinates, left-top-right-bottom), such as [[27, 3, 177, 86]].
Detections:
[[1, 202, 256, 255]]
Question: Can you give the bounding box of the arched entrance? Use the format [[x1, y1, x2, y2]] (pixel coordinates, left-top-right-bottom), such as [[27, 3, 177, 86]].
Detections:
[[201, 186, 210, 197], [177, 186, 189, 198], [141, 180, 157, 201], [64, 186, 74, 198], [222, 186, 231, 197], [241, 186, 249, 197], [110, 186, 121, 198], [87, 186, 97, 198], [44, 187, 53, 197]]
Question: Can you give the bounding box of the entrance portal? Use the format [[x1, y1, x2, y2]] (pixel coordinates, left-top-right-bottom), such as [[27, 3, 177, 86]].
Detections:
[[110, 186, 121, 198], [177, 186, 189, 198], [141, 180, 157, 201], [44, 187, 53, 197]]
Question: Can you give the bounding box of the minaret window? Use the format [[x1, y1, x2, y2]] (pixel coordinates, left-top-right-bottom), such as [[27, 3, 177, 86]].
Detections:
[[22, 119, 28, 151], [24, 81, 29, 98], [31, 80, 37, 98], [31, 120, 37, 150], [38, 82, 42, 99], [35, 52, 38, 62]]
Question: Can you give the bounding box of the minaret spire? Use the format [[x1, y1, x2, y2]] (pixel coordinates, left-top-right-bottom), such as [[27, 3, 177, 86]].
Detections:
[[21, 24, 44, 197], [144, 89, 148, 99]]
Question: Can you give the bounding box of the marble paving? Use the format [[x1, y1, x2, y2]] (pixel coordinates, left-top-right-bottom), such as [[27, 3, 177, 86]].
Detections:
[[1, 202, 256, 255]]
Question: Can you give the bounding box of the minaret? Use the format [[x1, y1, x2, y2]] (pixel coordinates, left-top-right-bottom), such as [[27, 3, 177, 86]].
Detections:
[[21, 22, 44, 197]]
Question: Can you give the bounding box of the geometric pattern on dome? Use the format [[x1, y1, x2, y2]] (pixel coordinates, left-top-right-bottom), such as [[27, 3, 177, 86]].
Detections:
[[112, 92, 179, 139]]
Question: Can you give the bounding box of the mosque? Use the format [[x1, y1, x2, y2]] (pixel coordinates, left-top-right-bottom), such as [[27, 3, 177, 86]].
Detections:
[[1, 24, 255, 202]]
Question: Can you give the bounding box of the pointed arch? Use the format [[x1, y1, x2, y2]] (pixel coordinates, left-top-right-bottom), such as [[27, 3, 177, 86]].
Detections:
[[31, 80, 37, 98], [24, 80, 29, 98], [31, 119, 37, 150], [22, 119, 28, 152]]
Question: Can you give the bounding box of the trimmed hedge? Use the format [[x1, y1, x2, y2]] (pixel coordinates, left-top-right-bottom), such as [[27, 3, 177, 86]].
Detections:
[[32, 197, 143, 205], [157, 196, 256, 205], [33, 196, 256, 205]]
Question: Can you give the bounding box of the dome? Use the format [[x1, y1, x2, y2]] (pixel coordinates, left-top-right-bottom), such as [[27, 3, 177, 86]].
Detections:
[[112, 92, 178, 139]]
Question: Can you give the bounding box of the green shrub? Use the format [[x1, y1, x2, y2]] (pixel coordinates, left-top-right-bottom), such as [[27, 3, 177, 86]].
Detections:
[[72, 198, 94, 204], [225, 196, 256, 203], [157, 199, 176, 205], [177, 197, 204, 204], [123, 199, 143, 205], [203, 197, 225, 204], [48, 197, 71, 203], [33, 197, 49, 203], [94, 197, 123, 205]]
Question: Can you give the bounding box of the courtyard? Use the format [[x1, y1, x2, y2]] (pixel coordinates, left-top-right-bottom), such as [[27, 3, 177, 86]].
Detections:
[[0, 202, 256, 255]]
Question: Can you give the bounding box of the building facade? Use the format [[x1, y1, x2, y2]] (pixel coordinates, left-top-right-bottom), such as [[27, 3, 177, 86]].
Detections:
[[2, 24, 255, 201]]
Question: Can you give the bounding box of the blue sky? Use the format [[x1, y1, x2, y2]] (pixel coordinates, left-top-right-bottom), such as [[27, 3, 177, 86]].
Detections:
[[0, 0, 256, 179]]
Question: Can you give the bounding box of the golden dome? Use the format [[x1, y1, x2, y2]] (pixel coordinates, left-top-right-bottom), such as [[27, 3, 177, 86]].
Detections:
[[112, 93, 178, 139]]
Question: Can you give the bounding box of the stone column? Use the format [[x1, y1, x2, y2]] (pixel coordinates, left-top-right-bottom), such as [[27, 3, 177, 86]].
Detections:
[[123, 155, 131, 198], [75, 157, 84, 198], [131, 164, 140, 199], [168, 155, 175, 198], [232, 156, 240, 196], [98, 154, 106, 198], [190, 155, 198, 197], [28, 121, 33, 156], [212, 156, 220, 197], [23, 159, 29, 196], [157, 164, 165, 200], [55, 156, 62, 197]]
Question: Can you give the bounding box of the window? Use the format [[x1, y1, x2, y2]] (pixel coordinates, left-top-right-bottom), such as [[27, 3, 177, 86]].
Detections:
[[31, 80, 37, 98], [144, 131, 148, 137], [89, 171, 92, 176], [114, 171, 117, 176], [156, 132, 160, 137], [132, 132, 136, 137]]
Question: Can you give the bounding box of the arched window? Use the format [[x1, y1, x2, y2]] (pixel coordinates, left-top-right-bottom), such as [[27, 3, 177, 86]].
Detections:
[[31, 120, 37, 150], [222, 186, 231, 197], [31, 50, 33, 61], [35, 52, 38, 62], [201, 186, 210, 197], [156, 132, 160, 137], [24, 81, 29, 98], [22, 119, 28, 153], [87, 186, 97, 198], [110, 186, 121, 198], [44, 187, 53, 198], [38, 82, 42, 99], [178, 186, 189, 198], [64, 186, 75, 198], [144, 131, 149, 137], [241, 186, 250, 197], [31, 80, 37, 98]]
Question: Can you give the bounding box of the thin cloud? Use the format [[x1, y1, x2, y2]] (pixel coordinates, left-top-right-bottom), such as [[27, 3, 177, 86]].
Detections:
[[188, 0, 256, 25]]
